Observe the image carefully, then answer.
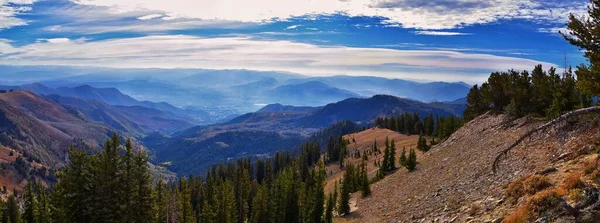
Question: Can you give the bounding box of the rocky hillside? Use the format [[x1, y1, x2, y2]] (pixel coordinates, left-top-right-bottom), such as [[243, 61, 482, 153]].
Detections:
[[337, 112, 600, 222]]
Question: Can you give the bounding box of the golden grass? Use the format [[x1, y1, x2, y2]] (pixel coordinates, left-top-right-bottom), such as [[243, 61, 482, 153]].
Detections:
[[504, 189, 562, 223], [506, 174, 552, 201], [561, 173, 583, 191]]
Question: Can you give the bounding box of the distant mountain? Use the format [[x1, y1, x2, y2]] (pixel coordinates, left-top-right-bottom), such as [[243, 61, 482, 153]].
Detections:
[[48, 95, 194, 135], [3, 66, 470, 114], [0, 90, 176, 183], [0, 90, 111, 166], [180, 69, 300, 88], [0, 83, 214, 125], [298, 95, 465, 127], [144, 94, 466, 175], [0, 83, 138, 106], [229, 77, 280, 94], [267, 81, 361, 106], [284, 76, 470, 102], [257, 103, 319, 113], [146, 130, 304, 174]]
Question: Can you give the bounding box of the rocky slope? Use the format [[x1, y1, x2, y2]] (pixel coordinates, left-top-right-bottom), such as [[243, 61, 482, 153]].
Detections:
[[337, 112, 600, 222]]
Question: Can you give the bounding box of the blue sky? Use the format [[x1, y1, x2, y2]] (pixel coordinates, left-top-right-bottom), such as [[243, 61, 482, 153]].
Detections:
[[0, 0, 590, 83]]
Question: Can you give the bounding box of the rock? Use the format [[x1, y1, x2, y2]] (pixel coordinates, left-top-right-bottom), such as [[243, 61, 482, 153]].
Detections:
[[574, 187, 600, 210], [536, 167, 558, 175]]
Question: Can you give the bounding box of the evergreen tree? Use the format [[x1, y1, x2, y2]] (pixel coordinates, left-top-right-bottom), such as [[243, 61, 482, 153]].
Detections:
[[23, 181, 38, 223], [464, 84, 488, 121], [389, 139, 396, 170], [399, 147, 407, 167], [324, 193, 334, 223], [337, 175, 350, 216], [36, 181, 50, 223], [417, 135, 429, 152], [6, 195, 20, 223], [360, 164, 371, 197], [406, 148, 417, 171], [52, 146, 92, 223], [131, 149, 155, 223], [89, 134, 125, 222], [563, 0, 600, 97], [250, 184, 269, 223]]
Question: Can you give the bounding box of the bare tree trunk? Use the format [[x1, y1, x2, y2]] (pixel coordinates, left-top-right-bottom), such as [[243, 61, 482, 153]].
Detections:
[[492, 106, 600, 174]]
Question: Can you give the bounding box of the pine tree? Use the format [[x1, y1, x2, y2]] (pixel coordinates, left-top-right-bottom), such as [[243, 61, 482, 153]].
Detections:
[[250, 184, 269, 223], [24, 181, 39, 223], [154, 179, 168, 223], [406, 148, 417, 171], [324, 193, 334, 223], [131, 149, 155, 223], [6, 195, 20, 223], [36, 181, 50, 223], [53, 145, 92, 223], [382, 137, 390, 172], [464, 84, 488, 121], [399, 147, 407, 167], [177, 179, 196, 223], [417, 134, 429, 152], [389, 139, 396, 170], [90, 134, 125, 222], [360, 164, 371, 197], [337, 175, 350, 216], [562, 1, 600, 97]]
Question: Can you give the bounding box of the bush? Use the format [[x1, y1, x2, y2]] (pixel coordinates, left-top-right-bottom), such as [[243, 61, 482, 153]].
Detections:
[[561, 173, 583, 191], [506, 177, 525, 201], [504, 189, 562, 223], [506, 175, 552, 201], [522, 175, 552, 195]]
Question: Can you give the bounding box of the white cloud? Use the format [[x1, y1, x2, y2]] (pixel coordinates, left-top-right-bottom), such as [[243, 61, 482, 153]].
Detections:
[[284, 25, 300, 30], [0, 35, 558, 83], [414, 31, 472, 36], [538, 27, 570, 36], [137, 14, 163, 20], [67, 0, 588, 30], [0, 0, 37, 30]]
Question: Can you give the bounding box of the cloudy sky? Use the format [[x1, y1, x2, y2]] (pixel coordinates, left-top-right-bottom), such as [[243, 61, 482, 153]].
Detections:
[[0, 0, 589, 83]]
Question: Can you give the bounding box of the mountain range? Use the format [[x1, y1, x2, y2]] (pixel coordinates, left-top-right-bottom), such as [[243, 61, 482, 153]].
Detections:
[[0, 66, 471, 114], [144, 94, 466, 174], [0, 66, 470, 176]]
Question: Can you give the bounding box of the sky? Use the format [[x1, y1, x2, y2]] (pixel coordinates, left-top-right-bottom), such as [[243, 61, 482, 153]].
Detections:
[[0, 0, 590, 83]]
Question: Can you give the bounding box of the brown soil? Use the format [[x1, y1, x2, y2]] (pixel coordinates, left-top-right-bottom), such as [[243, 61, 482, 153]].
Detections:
[[334, 113, 600, 222]]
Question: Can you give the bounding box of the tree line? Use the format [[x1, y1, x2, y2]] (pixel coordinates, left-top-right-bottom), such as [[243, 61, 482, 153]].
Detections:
[[0, 134, 346, 223], [375, 112, 464, 145], [464, 66, 592, 121]]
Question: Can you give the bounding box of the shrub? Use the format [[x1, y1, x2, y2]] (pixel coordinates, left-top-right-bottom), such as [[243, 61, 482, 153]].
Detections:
[[506, 177, 525, 201], [506, 175, 552, 201], [504, 189, 562, 223], [561, 173, 583, 190], [582, 159, 597, 175], [468, 204, 482, 216], [503, 204, 530, 223], [523, 175, 552, 195]]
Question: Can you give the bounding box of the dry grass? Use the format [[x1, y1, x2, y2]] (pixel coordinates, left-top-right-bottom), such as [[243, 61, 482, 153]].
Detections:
[[506, 174, 552, 201], [503, 205, 530, 223], [561, 173, 583, 191], [582, 159, 597, 175], [468, 203, 482, 216], [523, 175, 552, 195], [504, 189, 562, 223]]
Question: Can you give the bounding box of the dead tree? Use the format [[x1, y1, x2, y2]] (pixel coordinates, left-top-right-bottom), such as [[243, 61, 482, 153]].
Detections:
[[492, 106, 600, 174]]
